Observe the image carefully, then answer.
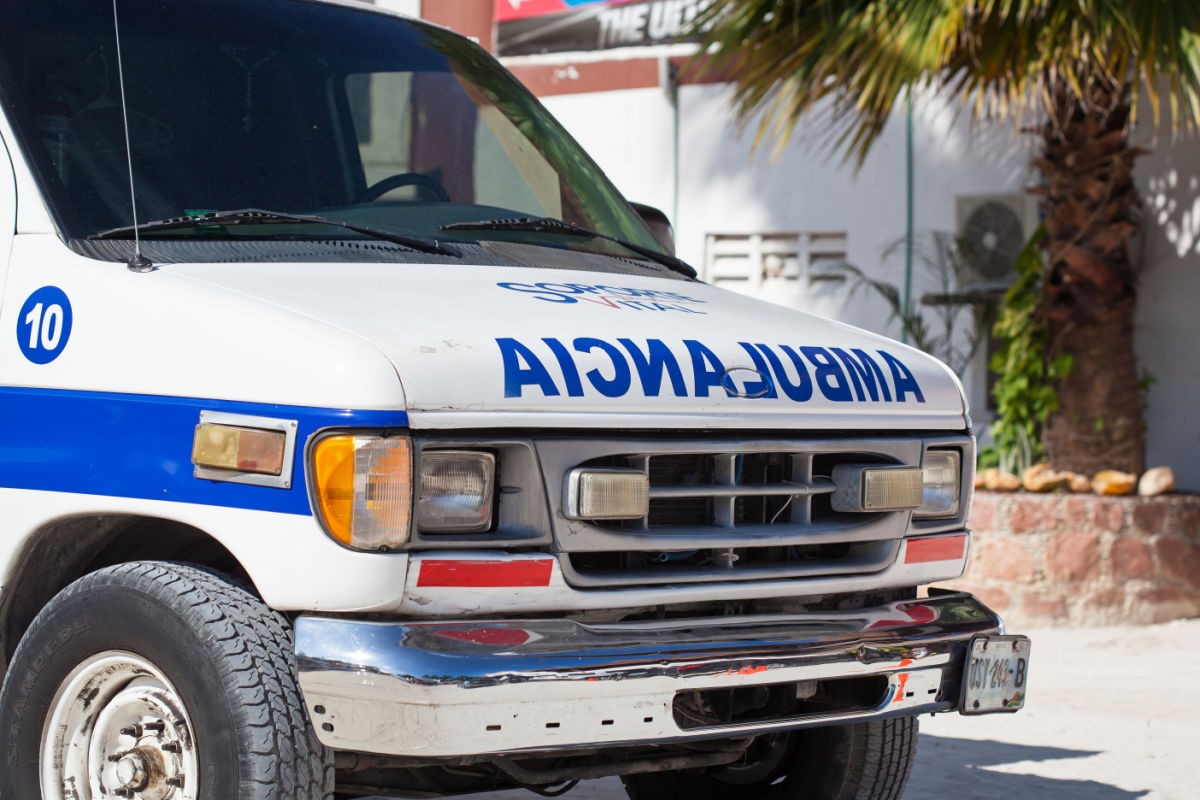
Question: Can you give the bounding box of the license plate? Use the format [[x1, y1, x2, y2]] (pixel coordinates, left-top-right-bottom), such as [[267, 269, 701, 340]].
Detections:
[[961, 635, 1030, 714]]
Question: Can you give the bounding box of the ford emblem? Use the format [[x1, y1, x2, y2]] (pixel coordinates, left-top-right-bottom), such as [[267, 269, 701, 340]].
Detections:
[[720, 366, 773, 399]]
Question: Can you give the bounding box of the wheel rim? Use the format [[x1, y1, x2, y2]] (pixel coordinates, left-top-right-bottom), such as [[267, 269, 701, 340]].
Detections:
[[40, 650, 199, 800]]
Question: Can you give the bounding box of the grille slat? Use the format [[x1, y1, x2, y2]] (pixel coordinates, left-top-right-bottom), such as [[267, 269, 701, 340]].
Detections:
[[558, 519, 901, 552], [563, 539, 899, 586], [650, 480, 835, 499]]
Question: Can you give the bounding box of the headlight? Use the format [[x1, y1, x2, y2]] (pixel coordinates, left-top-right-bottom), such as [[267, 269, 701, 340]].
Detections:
[[417, 451, 495, 533], [916, 449, 961, 518], [311, 434, 412, 550]]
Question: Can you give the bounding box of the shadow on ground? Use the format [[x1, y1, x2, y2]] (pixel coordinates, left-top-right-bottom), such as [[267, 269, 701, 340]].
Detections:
[[907, 734, 1148, 799], [364, 734, 1149, 800]]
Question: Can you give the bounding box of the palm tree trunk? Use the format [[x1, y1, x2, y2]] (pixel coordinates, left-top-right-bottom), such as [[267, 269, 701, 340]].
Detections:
[[1037, 81, 1145, 475], [1043, 298, 1144, 474]]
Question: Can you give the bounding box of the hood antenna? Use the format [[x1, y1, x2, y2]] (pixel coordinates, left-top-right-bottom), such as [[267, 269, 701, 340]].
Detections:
[[112, 0, 153, 272]]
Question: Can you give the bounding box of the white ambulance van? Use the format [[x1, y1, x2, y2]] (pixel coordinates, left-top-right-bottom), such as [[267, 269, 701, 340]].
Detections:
[[0, 1, 1028, 798]]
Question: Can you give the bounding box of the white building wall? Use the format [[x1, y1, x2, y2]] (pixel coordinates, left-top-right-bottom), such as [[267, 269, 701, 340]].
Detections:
[[374, 0, 420, 15], [1135, 132, 1200, 490]]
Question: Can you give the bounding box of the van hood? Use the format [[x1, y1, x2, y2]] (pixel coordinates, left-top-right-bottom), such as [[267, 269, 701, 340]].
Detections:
[[168, 261, 968, 431]]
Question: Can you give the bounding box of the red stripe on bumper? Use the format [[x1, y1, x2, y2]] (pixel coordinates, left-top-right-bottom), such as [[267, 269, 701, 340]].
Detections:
[[417, 559, 554, 587], [904, 534, 967, 564]]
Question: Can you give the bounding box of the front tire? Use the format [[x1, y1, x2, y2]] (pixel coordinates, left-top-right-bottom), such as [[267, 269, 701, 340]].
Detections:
[[622, 718, 918, 800], [0, 561, 333, 800]]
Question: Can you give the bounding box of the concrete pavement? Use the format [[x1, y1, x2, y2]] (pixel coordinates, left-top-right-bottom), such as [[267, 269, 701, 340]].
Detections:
[[472, 618, 1200, 800]]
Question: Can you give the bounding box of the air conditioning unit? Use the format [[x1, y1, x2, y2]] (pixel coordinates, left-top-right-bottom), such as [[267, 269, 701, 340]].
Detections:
[[955, 193, 1040, 290]]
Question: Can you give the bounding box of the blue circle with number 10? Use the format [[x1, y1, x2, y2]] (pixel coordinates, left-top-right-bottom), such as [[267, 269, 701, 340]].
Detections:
[[17, 286, 73, 364]]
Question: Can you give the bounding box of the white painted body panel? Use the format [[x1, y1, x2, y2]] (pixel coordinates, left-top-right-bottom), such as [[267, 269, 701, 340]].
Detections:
[[168, 260, 969, 429], [0, 489, 410, 613], [0, 236, 407, 410]]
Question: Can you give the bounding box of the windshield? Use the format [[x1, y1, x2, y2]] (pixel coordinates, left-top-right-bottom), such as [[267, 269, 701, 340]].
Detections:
[[0, 0, 665, 259]]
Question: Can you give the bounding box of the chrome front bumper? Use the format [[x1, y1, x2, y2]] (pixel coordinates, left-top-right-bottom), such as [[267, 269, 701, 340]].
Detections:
[[295, 592, 1001, 758]]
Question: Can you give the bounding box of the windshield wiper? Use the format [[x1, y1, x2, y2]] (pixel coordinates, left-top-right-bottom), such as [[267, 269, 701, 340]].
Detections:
[[439, 216, 696, 278], [92, 208, 459, 257]]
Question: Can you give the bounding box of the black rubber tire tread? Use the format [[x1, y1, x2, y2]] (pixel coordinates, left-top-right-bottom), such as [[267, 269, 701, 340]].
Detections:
[[622, 717, 918, 800], [0, 560, 333, 800], [837, 717, 918, 800]]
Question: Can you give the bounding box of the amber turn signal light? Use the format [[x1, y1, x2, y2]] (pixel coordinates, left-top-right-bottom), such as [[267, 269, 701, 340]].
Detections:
[[192, 423, 287, 476]]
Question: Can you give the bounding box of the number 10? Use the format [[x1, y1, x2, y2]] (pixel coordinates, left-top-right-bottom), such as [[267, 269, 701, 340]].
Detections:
[[24, 302, 64, 350]]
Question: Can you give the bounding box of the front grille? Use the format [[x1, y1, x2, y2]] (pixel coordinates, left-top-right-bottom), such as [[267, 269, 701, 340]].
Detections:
[[537, 437, 938, 588], [629, 451, 873, 529]]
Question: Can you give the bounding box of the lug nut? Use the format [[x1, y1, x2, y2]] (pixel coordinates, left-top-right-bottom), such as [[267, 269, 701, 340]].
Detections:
[[143, 721, 166, 734], [161, 741, 182, 753], [119, 724, 143, 737]]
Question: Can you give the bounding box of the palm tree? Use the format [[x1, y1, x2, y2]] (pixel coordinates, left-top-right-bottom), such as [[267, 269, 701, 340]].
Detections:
[[697, 0, 1200, 476]]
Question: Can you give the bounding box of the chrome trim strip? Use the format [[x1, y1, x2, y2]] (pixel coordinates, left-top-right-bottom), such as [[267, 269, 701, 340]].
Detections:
[[648, 480, 835, 499], [295, 592, 1001, 758]]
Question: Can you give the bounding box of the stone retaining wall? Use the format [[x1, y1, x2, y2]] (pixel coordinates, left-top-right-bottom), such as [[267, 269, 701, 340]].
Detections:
[[941, 491, 1200, 626]]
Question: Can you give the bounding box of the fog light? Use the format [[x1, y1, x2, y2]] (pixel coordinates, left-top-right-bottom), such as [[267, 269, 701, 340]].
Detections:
[[418, 451, 495, 533], [917, 450, 961, 518], [832, 465, 923, 512], [311, 434, 412, 550], [565, 469, 649, 520]]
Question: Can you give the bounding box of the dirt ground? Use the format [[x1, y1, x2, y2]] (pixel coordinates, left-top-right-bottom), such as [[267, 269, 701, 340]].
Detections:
[[471, 618, 1200, 800]]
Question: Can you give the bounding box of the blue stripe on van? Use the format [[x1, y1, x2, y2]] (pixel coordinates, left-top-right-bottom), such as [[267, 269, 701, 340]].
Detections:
[[0, 387, 409, 515]]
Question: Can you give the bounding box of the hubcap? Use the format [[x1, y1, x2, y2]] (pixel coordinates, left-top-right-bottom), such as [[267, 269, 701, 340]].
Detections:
[[40, 651, 198, 800]]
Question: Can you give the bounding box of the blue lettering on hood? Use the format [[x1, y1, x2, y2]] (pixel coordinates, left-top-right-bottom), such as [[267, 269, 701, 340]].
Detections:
[[496, 338, 928, 404], [497, 281, 707, 314]]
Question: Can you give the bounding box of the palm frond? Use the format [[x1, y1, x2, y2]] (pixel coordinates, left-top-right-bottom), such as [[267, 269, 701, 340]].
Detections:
[[696, 0, 1200, 164]]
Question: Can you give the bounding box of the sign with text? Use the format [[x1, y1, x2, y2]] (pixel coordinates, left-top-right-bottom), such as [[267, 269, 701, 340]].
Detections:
[[495, 0, 714, 56]]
